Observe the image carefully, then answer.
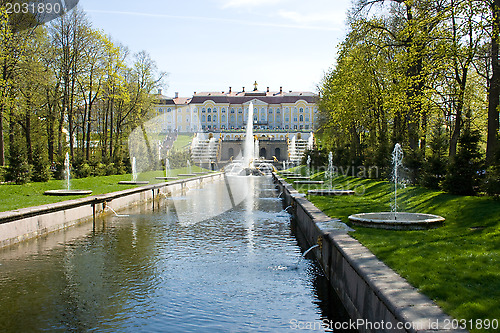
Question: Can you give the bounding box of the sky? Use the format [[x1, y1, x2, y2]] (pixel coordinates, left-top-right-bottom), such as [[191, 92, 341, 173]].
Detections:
[[78, 0, 352, 97]]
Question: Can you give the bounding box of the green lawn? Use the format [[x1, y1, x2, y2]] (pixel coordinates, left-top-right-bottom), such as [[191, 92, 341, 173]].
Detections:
[[172, 134, 194, 150], [0, 165, 208, 212], [281, 169, 500, 332]]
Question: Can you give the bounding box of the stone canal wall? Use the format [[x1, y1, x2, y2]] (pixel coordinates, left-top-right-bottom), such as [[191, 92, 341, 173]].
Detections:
[[273, 173, 466, 333], [0, 173, 223, 249]]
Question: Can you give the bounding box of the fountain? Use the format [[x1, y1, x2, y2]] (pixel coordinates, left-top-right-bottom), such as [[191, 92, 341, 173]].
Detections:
[[289, 135, 297, 165], [119, 156, 150, 185], [306, 155, 311, 177], [348, 143, 445, 230], [178, 160, 196, 177], [155, 158, 179, 180], [225, 102, 264, 176], [254, 138, 259, 161], [308, 151, 354, 196], [307, 132, 314, 150], [243, 102, 255, 168], [44, 152, 93, 196]]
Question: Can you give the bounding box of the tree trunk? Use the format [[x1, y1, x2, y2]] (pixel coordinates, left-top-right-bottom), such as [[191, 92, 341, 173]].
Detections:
[[0, 103, 4, 166], [25, 111, 32, 165], [487, 0, 500, 163]]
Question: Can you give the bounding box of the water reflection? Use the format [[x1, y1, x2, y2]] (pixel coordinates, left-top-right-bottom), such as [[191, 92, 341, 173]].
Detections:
[[0, 176, 353, 332]]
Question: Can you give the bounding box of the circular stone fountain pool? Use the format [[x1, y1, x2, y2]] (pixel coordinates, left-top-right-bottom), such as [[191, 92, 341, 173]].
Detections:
[[348, 212, 445, 230]]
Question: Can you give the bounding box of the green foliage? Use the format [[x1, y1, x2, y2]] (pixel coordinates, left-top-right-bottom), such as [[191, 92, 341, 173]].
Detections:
[[75, 163, 92, 178], [421, 123, 448, 189], [300, 149, 327, 168], [7, 138, 32, 184], [168, 148, 192, 168], [482, 152, 500, 196], [442, 128, 483, 195], [31, 143, 51, 182], [318, 0, 494, 197], [0, 166, 6, 182]]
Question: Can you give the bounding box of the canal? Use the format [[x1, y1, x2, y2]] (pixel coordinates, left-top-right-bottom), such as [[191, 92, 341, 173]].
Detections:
[[0, 176, 352, 332]]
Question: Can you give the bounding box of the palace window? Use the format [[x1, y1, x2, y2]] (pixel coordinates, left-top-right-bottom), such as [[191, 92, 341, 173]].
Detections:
[[238, 108, 242, 113], [213, 115, 217, 122], [299, 115, 304, 122], [208, 108, 212, 113], [231, 108, 235, 114], [222, 115, 226, 122], [285, 116, 289, 122], [294, 117, 298, 122], [202, 108, 206, 113], [285, 107, 289, 113], [299, 108, 304, 113], [276, 108, 280, 114], [167, 108, 172, 113], [222, 108, 226, 113], [213, 107, 217, 113], [207, 115, 212, 122], [305, 117, 309, 122]]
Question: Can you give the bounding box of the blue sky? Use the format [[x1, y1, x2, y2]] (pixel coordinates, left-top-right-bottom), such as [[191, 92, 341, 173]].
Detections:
[[79, 0, 351, 97]]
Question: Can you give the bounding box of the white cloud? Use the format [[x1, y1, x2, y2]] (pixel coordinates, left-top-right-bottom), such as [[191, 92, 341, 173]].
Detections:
[[86, 10, 340, 31]]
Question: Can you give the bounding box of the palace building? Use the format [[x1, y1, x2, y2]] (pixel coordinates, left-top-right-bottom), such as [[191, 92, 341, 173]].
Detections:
[[154, 83, 319, 133]]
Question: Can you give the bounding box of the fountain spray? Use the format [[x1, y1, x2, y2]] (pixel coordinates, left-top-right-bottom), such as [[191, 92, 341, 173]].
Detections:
[[391, 143, 403, 218]]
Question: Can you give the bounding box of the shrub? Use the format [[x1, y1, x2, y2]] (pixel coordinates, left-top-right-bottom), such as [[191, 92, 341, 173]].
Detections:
[[7, 139, 32, 184], [0, 166, 7, 183], [421, 123, 448, 189], [31, 143, 51, 182], [442, 128, 483, 196], [75, 163, 92, 178]]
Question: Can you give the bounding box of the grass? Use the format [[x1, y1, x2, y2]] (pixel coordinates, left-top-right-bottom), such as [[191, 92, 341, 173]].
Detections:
[[172, 134, 194, 150], [281, 168, 500, 332], [0, 165, 209, 212]]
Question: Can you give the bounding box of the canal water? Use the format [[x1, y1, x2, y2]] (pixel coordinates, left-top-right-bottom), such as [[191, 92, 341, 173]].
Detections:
[[0, 176, 352, 332]]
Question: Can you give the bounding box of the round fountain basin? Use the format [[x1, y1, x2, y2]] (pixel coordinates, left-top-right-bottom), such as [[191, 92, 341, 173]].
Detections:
[[308, 189, 355, 196], [118, 181, 150, 185], [44, 190, 92, 196], [348, 212, 445, 230]]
